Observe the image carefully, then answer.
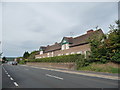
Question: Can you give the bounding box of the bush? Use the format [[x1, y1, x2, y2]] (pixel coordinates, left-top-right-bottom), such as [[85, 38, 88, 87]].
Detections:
[[19, 60, 26, 64], [76, 55, 90, 69], [28, 54, 83, 63], [27, 54, 91, 69], [111, 50, 120, 63]]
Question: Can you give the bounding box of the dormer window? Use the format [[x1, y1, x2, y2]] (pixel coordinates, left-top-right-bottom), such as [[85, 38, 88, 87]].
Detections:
[[61, 39, 70, 50], [39, 46, 46, 55], [40, 50, 43, 55]]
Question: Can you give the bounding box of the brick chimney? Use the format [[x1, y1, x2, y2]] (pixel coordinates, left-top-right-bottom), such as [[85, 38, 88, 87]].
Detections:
[[87, 30, 94, 34], [55, 42, 58, 44]]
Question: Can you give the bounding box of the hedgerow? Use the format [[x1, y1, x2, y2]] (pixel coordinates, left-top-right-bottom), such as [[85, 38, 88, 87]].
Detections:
[[28, 54, 83, 63]]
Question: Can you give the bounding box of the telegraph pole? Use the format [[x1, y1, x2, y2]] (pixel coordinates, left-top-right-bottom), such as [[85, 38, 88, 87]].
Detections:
[[0, 41, 3, 63]]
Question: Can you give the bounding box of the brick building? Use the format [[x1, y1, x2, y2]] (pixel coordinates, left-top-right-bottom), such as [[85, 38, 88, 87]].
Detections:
[[35, 29, 104, 59]]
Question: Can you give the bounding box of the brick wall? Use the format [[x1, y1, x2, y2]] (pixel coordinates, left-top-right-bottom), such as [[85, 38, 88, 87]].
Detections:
[[26, 62, 76, 70]]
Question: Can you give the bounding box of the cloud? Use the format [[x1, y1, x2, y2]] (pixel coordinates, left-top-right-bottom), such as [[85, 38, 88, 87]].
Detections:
[[2, 2, 118, 57]]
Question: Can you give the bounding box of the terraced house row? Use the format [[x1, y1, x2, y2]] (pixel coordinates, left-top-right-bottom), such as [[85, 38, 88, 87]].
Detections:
[[35, 29, 104, 59]]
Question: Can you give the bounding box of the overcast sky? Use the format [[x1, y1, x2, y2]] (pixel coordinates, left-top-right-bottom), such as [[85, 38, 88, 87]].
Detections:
[[0, 2, 118, 57]]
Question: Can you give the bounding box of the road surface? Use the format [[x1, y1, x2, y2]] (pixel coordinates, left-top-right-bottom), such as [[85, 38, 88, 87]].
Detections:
[[2, 64, 119, 88]]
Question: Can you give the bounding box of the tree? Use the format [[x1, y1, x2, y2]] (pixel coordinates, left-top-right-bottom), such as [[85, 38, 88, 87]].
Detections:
[[23, 51, 30, 59], [28, 51, 39, 60], [106, 20, 120, 63], [2, 57, 7, 63], [89, 20, 120, 63]]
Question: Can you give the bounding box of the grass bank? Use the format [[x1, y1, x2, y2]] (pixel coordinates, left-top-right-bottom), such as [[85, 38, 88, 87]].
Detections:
[[78, 62, 120, 73]]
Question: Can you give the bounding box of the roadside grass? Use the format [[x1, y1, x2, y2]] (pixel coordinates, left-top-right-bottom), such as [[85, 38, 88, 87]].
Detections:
[[78, 62, 120, 73]]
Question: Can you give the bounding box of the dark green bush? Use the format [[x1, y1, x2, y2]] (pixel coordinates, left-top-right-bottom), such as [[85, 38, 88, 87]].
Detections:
[[19, 60, 26, 64], [28, 54, 81, 63]]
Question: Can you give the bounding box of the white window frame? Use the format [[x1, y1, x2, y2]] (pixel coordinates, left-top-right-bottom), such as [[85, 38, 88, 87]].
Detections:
[[40, 51, 43, 55], [66, 53, 69, 55], [71, 52, 75, 54]]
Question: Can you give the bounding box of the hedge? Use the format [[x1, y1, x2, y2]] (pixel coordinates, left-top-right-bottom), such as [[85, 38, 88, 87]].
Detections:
[[27, 54, 83, 63]]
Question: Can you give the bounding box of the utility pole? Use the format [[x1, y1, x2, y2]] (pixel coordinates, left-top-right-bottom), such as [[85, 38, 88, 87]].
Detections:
[[0, 41, 3, 63]]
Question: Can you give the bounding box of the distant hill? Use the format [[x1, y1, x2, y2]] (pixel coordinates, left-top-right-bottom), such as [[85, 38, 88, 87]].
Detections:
[[6, 57, 16, 61]]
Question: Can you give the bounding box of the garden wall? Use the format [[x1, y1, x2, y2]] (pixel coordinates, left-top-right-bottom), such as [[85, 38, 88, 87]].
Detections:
[[26, 62, 76, 70]]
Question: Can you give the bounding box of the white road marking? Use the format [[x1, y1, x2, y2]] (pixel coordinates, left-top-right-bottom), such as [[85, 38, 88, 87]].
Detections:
[[46, 74, 63, 80], [3, 67, 6, 72], [14, 82, 19, 87], [20, 65, 119, 80], [3, 66, 19, 87], [5, 71, 7, 73], [10, 77, 13, 80]]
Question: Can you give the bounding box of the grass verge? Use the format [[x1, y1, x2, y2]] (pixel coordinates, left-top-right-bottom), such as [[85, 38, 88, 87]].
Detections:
[[78, 62, 120, 73]]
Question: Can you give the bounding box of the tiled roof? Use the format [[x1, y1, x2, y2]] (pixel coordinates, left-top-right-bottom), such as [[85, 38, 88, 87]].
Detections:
[[39, 29, 104, 52], [44, 43, 61, 52], [70, 29, 103, 46]]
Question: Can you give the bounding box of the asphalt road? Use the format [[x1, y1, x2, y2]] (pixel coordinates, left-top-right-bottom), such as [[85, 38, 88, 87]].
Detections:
[[2, 64, 119, 88]]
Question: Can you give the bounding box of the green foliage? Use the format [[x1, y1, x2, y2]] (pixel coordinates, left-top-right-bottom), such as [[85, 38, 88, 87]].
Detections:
[[111, 50, 120, 63], [89, 20, 120, 64], [27, 54, 90, 69], [28, 54, 82, 63], [23, 51, 30, 59], [76, 55, 90, 69], [19, 60, 26, 64], [16, 57, 23, 63], [2, 57, 6, 61], [2, 57, 7, 63], [78, 62, 120, 73], [28, 51, 39, 60]]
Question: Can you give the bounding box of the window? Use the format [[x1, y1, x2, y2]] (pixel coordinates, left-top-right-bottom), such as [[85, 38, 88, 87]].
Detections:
[[47, 53, 50, 57], [77, 52, 81, 54], [84, 51, 86, 55], [66, 44, 69, 49], [40, 51, 43, 55], [61, 44, 65, 50], [51, 52, 54, 57], [61, 44, 69, 50], [66, 53, 69, 55], [58, 54, 61, 56], [71, 52, 75, 54]]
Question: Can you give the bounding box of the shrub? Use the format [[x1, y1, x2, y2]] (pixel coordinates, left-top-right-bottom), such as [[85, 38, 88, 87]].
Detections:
[[28, 54, 82, 63], [19, 60, 26, 64]]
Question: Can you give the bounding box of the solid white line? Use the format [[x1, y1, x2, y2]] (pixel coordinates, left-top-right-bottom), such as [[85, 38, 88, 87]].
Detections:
[[10, 77, 14, 80], [46, 74, 63, 80], [14, 82, 19, 87]]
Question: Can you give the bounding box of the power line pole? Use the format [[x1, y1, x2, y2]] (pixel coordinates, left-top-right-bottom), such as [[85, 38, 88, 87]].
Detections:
[[0, 41, 2, 63], [0, 41, 3, 58]]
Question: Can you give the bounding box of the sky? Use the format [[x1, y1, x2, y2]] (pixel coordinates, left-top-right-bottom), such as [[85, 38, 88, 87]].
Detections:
[[0, 2, 118, 57]]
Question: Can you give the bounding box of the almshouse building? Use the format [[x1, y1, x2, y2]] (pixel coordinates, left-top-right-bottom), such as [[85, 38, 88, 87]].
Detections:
[[35, 29, 104, 59]]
